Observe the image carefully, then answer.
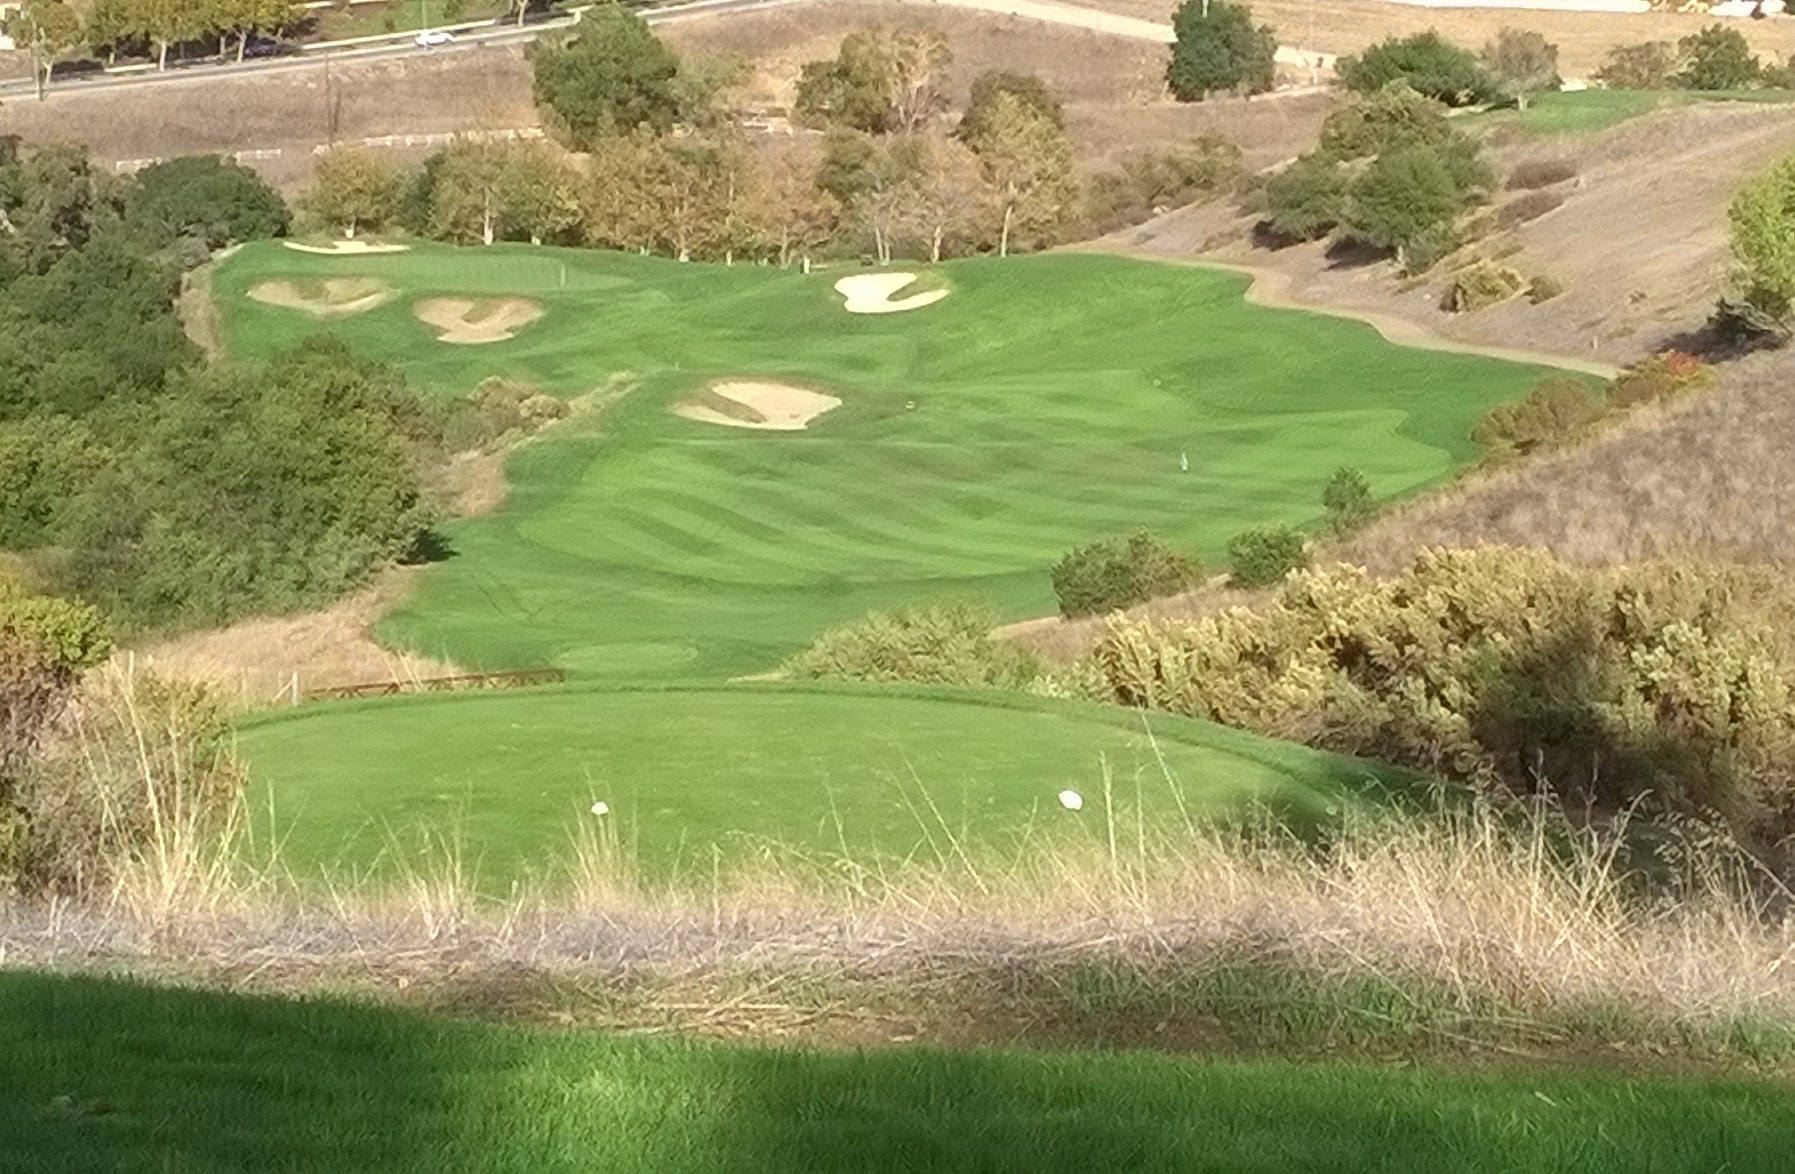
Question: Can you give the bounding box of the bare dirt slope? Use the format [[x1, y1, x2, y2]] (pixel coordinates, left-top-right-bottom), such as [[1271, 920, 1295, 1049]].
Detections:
[[1111, 99, 1795, 365], [1080, 0, 1795, 77]]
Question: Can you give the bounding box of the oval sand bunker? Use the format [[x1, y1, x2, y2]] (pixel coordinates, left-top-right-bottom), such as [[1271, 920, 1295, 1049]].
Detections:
[[414, 297, 544, 344], [675, 381, 841, 431], [835, 272, 949, 315], [248, 277, 395, 316], [283, 240, 411, 256]]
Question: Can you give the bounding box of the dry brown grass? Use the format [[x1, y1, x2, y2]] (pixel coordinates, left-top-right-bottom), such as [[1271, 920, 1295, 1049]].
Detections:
[[1079, 0, 1795, 77], [9, 768, 1795, 1057], [125, 568, 461, 707]]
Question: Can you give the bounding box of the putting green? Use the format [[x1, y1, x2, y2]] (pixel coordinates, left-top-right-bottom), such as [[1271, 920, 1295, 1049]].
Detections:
[[214, 242, 1569, 679], [236, 683, 1399, 886]]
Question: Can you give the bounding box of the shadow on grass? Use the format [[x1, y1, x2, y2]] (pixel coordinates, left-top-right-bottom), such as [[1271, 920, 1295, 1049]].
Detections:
[[6, 970, 1795, 1172]]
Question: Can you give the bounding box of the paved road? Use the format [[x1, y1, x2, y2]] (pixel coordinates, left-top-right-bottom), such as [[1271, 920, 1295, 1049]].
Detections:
[[0, 0, 1335, 103]]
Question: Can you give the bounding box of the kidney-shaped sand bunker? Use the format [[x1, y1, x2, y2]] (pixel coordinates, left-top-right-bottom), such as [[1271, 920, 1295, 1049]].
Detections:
[[413, 297, 545, 344], [675, 381, 841, 430]]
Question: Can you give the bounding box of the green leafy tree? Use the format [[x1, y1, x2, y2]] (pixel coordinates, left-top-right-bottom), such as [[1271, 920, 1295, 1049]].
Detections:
[[1594, 41, 1678, 90], [1316, 81, 1455, 159], [305, 145, 400, 239], [1052, 531, 1203, 618], [958, 71, 1064, 143], [1340, 31, 1494, 107], [1680, 24, 1759, 91], [1728, 151, 1795, 323], [528, 3, 681, 145], [1482, 27, 1559, 110], [795, 26, 952, 134], [6, 0, 83, 102], [1166, 0, 1276, 101], [1263, 156, 1348, 240], [966, 90, 1078, 256], [1345, 144, 1466, 269], [1320, 467, 1375, 534], [125, 155, 289, 249]]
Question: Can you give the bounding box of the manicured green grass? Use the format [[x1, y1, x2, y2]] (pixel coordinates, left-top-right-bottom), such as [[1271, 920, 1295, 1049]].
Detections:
[[7, 970, 1794, 1173], [1470, 88, 1795, 137], [236, 682, 1399, 884], [214, 242, 1562, 680]]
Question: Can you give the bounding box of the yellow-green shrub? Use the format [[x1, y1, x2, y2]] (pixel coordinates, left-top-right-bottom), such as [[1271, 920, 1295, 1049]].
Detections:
[[1094, 548, 1795, 845]]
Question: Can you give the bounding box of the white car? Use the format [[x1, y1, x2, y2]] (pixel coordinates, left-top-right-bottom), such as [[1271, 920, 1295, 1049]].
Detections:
[[413, 28, 455, 47]]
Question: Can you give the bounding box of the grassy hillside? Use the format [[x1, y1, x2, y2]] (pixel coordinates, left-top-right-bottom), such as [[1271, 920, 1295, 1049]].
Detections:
[[214, 242, 1560, 679], [8, 970, 1795, 1173], [237, 682, 1401, 885]]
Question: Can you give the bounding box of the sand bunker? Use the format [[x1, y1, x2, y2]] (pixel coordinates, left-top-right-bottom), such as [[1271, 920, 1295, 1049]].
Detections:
[[835, 273, 950, 315], [248, 277, 395, 316], [675, 381, 841, 431], [413, 297, 545, 344], [283, 240, 412, 255]]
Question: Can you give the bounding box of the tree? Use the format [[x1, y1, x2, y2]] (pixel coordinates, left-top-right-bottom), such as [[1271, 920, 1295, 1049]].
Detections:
[[1482, 27, 1559, 111], [217, 0, 292, 63], [528, 3, 681, 145], [1340, 32, 1495, 107], [1344, 144, 1464, 270], [1263, 155, 1348, 240], [1680, 24, 1759, 91], [1316, 81, 1454, 160], [6, 0, 82, 102], [795, 26, 951, 134], [958, 71, 1064, 143], [1728, 152, 1795, 323], [126, 155, 289, 249], [1167, 0, 1277, 101], [499, 142, 582, 246], [428, 139, 511, 245], [966, 91, 1077, 257], [305, 145, 400, 239], [895, 132, 993, 262], [581, 125, 667, 254], [1594, 41, 1678, 90], [1321, 467, 1374, 534], [765, 140, 839, 268]]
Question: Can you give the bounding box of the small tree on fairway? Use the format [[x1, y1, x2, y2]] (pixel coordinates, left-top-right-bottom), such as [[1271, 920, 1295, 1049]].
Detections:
[[1482, 28, 1559, 111], [1680, 24, 1759, 91], [6, 0, 83, 102], [306, 146, 400, 239], [1167, 0, 1276, 101]]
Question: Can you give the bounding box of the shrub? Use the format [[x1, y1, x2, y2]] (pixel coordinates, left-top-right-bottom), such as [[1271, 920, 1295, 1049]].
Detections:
[[436, 377, 569, 454], [1320, 467, 1375, 535], [1495, 188, 1566, 229], [1340, 32, 1495, 107], [11, 667, 243, 895], [1167, 0, 1277, 101], [1263, 155, 1349, 240], [1505, 157, 1576, 191], [1227, 525, 1307, 587], [1316, 81, 1455, 161], [1344, 144, 1468, 269], [1728, 151, 1795, 324], [1471, 377, 1605, 456], [1082, 134, 1242, 232], [1595, 42, 1679, 90], [1607, 349, 1714, 409], [1051, 530, 1204, 618], [1679, 24, 1759, 91], [1092, 548, 1795, 850], [786, 600, 1038, 688], [1526, 274, 1564, 303], [1445, 260, 1526, 312]]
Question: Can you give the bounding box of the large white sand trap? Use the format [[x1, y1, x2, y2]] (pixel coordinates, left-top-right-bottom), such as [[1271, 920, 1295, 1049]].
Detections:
[[675, 381, 841, 431], [835, 272, 950, 315], [283, 239, 412, 255], [248, 277, 395, 316], [413, 297, 544, 344]]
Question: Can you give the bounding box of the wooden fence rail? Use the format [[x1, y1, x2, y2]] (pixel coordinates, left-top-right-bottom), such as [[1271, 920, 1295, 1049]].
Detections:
[[304, 667, 566, 703]]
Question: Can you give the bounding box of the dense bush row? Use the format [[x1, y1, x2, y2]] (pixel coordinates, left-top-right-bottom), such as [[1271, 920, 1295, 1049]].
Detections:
[[1094, 547, 1795, 849]]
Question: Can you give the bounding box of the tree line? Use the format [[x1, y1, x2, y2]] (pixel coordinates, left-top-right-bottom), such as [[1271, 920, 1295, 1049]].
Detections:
[[303, 8, 1243, 265]]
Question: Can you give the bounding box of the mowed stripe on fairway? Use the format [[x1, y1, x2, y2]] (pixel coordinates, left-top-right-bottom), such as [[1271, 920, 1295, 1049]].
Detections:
[[212, 241, 1567, 678], [235, 683, 1399, 885]]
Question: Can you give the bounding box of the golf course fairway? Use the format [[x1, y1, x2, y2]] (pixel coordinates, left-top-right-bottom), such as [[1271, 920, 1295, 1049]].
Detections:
[[237, 683, 1398, 886], [214, 242, 1566, 679]]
